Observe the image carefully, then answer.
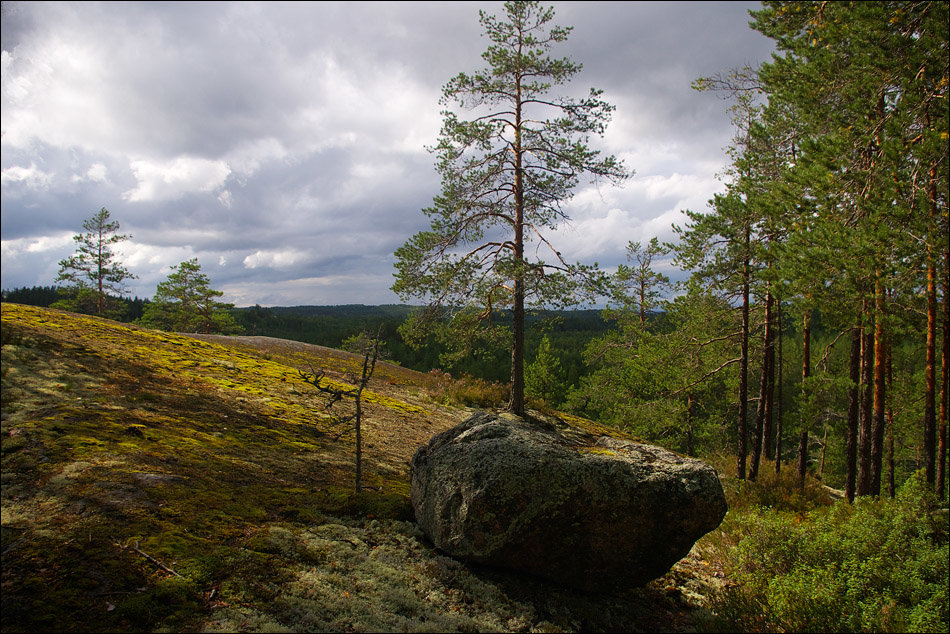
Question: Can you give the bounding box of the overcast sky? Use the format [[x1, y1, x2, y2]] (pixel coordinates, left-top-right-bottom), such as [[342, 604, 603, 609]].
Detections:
[[1, 1, 775, 307]]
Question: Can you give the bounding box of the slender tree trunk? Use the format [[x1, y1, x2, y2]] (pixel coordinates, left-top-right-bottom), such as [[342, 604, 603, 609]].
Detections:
[[797, 427, 808, 487], [686, 392, 696, 457], [858, 303, 874, 497], [775, 301, 784, 474], [925, 254, 937, 487], [846, 325, 861, 502], [763, 292, 775, 461], [818, 427, 828, 481], [97, 230, 105, 316], [508, 77, 526, 416], [737, 247, 750, 480], [887, 340, 895, 498], [639, 278, 647, 325], [871, 279, 886, 496], [939, 247, 949, 499], [799, 309, 811, 485], [751, 289, 774, 481], [354, 388, 363, 492]]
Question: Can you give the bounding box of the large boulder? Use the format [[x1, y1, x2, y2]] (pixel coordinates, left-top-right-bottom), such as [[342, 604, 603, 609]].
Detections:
[[410, 411, 727, 593]]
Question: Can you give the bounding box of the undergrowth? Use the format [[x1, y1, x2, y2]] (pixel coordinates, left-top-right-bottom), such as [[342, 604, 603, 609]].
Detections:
[[702, 465, 949, 633]]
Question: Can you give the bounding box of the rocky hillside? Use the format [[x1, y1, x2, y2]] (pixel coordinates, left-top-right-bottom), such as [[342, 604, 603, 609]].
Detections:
[[1, 303, 725, 633]]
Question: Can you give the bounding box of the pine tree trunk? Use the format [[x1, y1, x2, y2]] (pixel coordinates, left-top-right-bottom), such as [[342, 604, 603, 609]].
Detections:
[[938, 248, 949, 499], [750, 289, 774, 481], [925, 255, 937, 487], [355, 391, 363, 493], [737, 249, 750, 480], [686, 393, 696, 457], [797, 429, 808, 487], [858, 305, 874, 497], [799, 309, 811, 486], [508, 80, 526, 417], [763, 293, 775, 461], [887, 341, 895, 498], [871, 280, 886, 496], [846, 325, 861, 503], [775, 302, 784, 475]]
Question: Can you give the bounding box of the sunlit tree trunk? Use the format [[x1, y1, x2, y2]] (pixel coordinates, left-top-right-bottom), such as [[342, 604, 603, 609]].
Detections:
[[846, 325, 861, 502], [858, 302, 874, 497], [925, 254, 937, 487], [871, 278, 886, 496], [939, 248, 949, 499]]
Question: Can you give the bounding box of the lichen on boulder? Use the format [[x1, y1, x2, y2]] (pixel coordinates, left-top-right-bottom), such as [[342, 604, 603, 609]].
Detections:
[[410, 411, 727, 593]]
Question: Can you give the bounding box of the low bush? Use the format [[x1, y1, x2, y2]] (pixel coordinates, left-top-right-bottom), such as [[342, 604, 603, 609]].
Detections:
[[707, 472, 949, 633]]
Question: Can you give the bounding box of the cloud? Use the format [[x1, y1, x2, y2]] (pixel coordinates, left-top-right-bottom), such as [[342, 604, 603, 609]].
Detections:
[[71, 162, 108, 184], [1, 162, 51, 190], [242, 248, 312, 270], [123, 156, 231, 203]]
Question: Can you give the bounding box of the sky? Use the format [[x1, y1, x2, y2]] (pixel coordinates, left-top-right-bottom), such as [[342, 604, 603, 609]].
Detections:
[[1, 1, 776, 308]]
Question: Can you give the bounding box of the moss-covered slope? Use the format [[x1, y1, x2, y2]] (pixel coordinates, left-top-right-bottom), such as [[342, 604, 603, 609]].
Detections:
[[1, 303, 709, 633]]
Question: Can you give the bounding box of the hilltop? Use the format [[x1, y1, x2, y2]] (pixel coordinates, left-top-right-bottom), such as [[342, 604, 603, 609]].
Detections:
[[1, 303, 722, 633]]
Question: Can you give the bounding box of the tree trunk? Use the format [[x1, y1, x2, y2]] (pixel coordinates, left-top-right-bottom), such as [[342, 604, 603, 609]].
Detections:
[[846, 325, 861, 502], [508, 77, 526, 416], [354, 389, 363, 493], [763, 294, 775, 461], [797, 428, 808, 487], [871, 279, 886, 496], [798, 309, 811, 486], [925, 254, 937, 487], [686, 392, 696, 457], [775, 301, 784, 474], [750, 289, 775, 481], [737, 247, 750, 480], [938, 247, 949, 499], [857, 303, 874, 497], [887, 340, 895, 498]]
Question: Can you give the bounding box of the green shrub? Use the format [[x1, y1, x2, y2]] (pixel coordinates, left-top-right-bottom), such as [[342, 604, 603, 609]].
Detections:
[[709, 473, 949, 633]]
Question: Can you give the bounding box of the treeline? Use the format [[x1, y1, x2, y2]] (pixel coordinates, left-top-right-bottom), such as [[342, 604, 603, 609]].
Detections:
[[1, 286, 149, 322], [232, 304, 609, 386]]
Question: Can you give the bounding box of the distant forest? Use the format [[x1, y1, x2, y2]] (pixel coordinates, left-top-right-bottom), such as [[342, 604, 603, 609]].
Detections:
[[0, 285, 608, 386]]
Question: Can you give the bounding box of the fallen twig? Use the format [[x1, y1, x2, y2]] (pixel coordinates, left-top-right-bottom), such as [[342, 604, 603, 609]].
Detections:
[[117, 540, 183, 578]]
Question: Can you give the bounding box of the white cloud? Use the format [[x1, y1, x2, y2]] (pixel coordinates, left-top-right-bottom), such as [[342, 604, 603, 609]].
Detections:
[[243, 248, 311, 270], [70, 162, 108, 184], [1, 232, 74, 257], [1, 162, 52, 189], [118, 242, 194, 271], [123, 156, 231, 202]]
